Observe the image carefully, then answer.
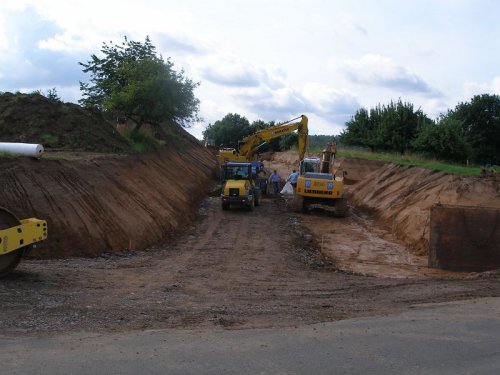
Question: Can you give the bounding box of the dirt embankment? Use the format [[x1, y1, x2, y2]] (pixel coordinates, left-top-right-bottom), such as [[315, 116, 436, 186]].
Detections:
[[0, 143, 218, 257], [267, 152, 500, 256], [0, 92, 222, 258]]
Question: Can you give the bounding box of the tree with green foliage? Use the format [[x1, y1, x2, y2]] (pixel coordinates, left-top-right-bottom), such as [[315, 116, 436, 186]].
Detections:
[[341, 100, 433, 154], [340, 108, 375, 151], [45, 87, 61, 102], [279, 132, 298, 151], [412, 117, 468, 162], [203, 113, 252, 148], [373, 100, 432, 153], [446, 94, 500, 165], [308, 135, 338, 151], [79, 36, 200, 132]]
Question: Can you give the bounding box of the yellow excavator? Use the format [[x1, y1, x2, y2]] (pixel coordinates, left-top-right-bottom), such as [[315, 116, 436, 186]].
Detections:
[[293, 141, 348, 217], [0, 207, 48, 278], [218, 114, 309, 195], [218, 115, 309, 164]]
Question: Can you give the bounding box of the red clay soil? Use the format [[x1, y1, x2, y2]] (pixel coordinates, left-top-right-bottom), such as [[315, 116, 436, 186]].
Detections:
[[268, 152, 500, 256], [0, 149, 499, 335], [0, 143, 218, 258]]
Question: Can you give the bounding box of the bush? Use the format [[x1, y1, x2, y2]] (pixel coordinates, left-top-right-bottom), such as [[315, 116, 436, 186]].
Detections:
[[124, 130, 165, 152]]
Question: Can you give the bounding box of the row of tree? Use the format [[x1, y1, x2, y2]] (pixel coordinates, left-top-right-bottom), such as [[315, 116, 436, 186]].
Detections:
[[340, 95, 500, 165]]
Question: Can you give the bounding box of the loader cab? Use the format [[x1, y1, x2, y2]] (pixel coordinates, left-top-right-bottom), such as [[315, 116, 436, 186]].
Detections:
[[222, 162, 253, 181], [221, 162, 261, 210]]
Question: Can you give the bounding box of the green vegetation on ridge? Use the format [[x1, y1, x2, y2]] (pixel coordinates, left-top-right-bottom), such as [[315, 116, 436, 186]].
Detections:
[[336, 148, 498, 176], [339, 96, 500, 166]]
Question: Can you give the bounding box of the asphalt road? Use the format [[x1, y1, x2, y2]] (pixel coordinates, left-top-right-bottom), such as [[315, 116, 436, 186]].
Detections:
[[1, 297, 499, 375]]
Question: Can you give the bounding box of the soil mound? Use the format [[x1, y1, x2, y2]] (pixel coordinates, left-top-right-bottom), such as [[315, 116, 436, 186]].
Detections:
[[0, 92, 131, 152]]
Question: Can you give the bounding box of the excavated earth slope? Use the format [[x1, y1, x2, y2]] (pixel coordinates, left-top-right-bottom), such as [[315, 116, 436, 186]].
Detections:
[[268, 152, 500, 256], [0, 92, 219, 258], [0, 143, 218, 258]]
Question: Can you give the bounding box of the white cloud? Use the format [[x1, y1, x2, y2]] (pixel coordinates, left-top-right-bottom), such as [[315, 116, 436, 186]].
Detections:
[[329, 54, 440, 97], [38, 32, 93, 52], [463, 77, 500, 98], [230, 82, 359, 135], [195, 55, 286, 89], [337, 14, 368, 36], [420, 98, 450, 120], [302, 84, 359, 118]]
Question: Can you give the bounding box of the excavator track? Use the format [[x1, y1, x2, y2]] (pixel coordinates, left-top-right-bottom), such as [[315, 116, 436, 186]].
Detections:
[[0, 208, 25, 278]]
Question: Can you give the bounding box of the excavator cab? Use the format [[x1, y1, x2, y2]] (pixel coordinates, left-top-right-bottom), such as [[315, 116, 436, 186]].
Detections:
[[300, 158, 321, 176]]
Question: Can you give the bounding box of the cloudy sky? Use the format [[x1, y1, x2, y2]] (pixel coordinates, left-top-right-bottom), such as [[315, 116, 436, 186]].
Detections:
[[1, 0, 499, 139]]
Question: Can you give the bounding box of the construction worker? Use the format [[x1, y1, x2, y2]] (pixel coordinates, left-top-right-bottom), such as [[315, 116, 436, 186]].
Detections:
[[268, 170, 281, 196], [287, 169, 299, 189]]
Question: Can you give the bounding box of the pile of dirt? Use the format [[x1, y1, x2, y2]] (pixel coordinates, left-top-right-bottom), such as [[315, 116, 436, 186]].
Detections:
[[268, 152, 500, 256], [0, 92, 131, 152]]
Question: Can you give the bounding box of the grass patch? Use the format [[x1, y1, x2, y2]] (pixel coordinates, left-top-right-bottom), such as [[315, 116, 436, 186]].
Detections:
[[40, 133, 59, 145], [123, 130, 165, 152], [336, 148, 497, 176], [0, 151, 16, 158]]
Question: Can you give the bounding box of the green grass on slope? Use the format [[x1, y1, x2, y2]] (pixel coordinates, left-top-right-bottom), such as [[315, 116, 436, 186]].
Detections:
[[336, 149, 498, 177]]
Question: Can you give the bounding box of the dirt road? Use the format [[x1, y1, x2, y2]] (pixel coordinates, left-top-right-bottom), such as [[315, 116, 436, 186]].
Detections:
[[1, 195, 499, 336]]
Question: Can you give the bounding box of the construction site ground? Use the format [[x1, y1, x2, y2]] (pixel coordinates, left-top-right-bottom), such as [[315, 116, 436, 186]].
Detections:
[[1, 96, 499, 337], [1, 193, 499, 336]]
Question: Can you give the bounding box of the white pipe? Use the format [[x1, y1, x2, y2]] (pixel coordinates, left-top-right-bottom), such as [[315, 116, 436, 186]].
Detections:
[[0, 143, 44, 158]]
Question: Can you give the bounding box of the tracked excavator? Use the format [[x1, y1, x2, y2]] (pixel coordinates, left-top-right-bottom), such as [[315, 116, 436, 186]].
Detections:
[[0, 207, 48, 278], [293, 141, 348, 217]]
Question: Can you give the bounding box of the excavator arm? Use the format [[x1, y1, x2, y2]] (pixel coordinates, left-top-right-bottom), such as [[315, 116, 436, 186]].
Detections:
[[235, 115, 309, 161]]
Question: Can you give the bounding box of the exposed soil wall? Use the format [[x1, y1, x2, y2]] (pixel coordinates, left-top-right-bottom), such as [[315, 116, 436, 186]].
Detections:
[[269, 152, 500, 255], [339, 158, 500, 255], [0, 142, 218, 257]]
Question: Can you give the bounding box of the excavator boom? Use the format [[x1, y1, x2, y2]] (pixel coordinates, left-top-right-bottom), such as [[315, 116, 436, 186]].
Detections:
[[218, 115, 308, 163]]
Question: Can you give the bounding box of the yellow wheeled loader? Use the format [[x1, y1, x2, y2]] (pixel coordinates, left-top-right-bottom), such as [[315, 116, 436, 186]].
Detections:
[[0, 207, 47, 278]]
